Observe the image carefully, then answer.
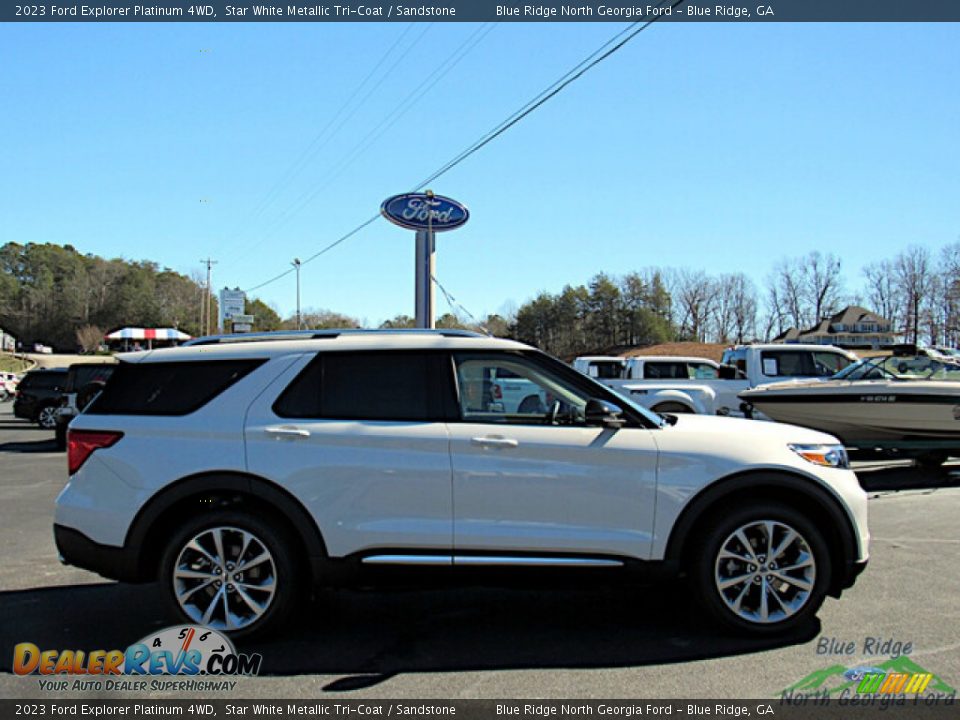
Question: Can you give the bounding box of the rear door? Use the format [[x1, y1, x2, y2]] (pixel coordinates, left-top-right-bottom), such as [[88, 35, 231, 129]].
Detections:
[[244, 351, 455, 558]]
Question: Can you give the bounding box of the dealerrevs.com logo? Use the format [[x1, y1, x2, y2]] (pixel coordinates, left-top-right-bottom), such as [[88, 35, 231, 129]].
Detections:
[[14, 625, 262, 691]]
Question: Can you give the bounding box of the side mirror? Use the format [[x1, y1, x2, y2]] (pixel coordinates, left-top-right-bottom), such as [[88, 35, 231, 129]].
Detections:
[[585, 398, 625, 428]]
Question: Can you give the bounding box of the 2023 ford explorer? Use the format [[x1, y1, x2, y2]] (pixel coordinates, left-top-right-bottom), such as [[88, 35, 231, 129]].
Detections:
[[55, 330, 869, 638]]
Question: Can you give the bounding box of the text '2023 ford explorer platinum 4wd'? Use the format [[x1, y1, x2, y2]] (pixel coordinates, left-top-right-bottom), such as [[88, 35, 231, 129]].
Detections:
[[55, 330, 869, 638]]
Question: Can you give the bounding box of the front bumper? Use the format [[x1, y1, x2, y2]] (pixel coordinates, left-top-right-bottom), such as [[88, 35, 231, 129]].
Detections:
[[53, 524, 145, 582]]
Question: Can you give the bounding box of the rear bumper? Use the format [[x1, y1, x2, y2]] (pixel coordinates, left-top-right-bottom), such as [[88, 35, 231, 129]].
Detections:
[[53, 524, 145, 582]]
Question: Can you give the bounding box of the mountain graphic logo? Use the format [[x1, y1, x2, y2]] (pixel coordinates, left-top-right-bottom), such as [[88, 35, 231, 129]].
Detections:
[[781, 656, 956, 697]]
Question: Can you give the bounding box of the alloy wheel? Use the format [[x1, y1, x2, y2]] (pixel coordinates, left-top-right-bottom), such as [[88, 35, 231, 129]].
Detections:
[[38, 406, 58, 429], [172, 526, 277, 631], [713, 519, 816, 624]]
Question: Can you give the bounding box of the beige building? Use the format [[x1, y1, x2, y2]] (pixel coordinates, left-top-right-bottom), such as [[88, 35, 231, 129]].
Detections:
[[772, 306, 900, 349]]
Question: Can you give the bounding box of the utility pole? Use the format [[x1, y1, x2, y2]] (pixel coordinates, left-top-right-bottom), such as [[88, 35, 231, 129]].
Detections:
[[199, 258, 217, 336], [291, 258, 302, 330]]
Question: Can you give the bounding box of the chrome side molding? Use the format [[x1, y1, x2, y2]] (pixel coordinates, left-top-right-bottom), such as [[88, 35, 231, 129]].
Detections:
[[361, 554, 623, 568]]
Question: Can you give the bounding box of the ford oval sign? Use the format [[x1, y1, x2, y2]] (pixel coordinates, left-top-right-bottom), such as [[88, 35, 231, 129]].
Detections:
[[380, 193, 469, 232]]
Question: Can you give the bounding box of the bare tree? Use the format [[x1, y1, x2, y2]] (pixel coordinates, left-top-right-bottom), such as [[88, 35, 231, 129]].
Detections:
[[771, 258, 807, 328], [894, 246, 932, 343], [670, 269, 714, 342], [862, 259, 899, 323], [804, 251, 843, 322], [75, 325, 104, 353]]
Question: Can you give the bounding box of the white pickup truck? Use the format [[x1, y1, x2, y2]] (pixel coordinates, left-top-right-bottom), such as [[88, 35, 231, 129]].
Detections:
[[574, 344, 859, 415]]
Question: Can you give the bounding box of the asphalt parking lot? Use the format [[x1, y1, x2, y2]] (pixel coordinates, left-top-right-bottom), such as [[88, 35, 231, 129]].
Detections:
[[1, 402, 958, 700]]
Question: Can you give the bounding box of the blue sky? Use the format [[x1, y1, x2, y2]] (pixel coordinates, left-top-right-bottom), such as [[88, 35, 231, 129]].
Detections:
[[1, 21, 958, 325]]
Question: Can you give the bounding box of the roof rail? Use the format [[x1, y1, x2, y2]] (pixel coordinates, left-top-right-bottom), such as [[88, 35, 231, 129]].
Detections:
[[182, 327, 486, 346]]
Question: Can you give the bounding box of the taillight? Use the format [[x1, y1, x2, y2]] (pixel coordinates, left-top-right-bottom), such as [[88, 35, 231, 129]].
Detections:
[[67, 430, 123, 475], [492, 384, 502, 399]]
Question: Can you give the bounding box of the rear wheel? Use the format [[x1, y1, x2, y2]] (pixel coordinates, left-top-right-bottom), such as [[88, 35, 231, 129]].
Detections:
[[159, 511, 301, 639], [916, 451, 949, 470], [37, 405, 59, 430], [691, 502, 831, 635]]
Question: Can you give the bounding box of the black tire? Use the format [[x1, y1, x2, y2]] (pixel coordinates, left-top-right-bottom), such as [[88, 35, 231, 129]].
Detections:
[[54, 421, 68, 451], [517, 395, 543, 414], [36, 404, 59, 430], [691, 501, 831, 636], [916, 451, 949, 470], [159, 510, 302, 639]]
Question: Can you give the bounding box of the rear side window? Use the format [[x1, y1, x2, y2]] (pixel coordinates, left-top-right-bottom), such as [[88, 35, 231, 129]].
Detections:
[[273, 351, 450, 421], [22, 372, 65, 390], [643, 362, 688, 379], [87, 360, 264, 416]]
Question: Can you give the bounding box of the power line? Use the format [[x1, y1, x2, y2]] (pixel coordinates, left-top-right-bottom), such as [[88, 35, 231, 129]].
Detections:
[[243, 3, 682, 295], [216, 23, 431, 266], [234, 23, 495, 260], [433, 273, 489, 335], [414, 3, 685, 189]]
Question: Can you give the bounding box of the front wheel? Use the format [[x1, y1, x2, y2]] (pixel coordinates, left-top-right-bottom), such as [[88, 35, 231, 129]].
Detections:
[[159, 511, 301, 639], [691, 502, 831, 635]]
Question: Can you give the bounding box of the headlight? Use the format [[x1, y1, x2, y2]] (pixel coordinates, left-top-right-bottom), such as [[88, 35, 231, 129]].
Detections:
[[789, 443, 849, 469]]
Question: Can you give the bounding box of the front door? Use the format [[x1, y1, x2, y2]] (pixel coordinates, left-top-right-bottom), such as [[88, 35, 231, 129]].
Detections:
[[448, 352, 659, 561]]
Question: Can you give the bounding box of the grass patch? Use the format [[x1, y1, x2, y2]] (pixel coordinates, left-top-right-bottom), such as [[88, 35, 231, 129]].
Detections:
[[0, 353, 32, 374]]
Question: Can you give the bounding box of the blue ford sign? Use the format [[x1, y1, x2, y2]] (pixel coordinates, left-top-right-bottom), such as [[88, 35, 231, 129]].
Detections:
[[380, 192, 469, 232]]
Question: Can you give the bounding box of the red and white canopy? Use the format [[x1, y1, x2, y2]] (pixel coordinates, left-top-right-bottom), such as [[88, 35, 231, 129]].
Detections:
[[105, 327, 191, 341]]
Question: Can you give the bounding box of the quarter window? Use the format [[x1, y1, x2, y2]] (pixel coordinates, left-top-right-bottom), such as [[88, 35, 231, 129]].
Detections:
[[88, 360, 263, 416]]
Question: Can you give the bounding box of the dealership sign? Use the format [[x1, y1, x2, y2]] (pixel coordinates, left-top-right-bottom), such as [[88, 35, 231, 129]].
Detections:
[[380, 193, 469, 232]]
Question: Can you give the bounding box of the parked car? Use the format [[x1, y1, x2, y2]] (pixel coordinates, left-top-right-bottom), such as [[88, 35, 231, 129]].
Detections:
[[55, 330, 869, 638], [54, 362, 117, 450], [13, 368, 68, 428], [0, 371, 20, 401]]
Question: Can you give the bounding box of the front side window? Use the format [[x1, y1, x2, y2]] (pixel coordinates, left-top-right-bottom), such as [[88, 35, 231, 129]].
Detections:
[[454, 353, 589, 426], [690, 363, 719, 379]]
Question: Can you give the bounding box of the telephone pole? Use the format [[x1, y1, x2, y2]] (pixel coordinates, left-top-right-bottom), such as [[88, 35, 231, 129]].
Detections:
[[291, 258, 302, 330], [199, 257, 217, 336]]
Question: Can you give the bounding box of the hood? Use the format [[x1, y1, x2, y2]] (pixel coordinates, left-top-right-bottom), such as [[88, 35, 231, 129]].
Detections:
[[664, 412, 842, 446]]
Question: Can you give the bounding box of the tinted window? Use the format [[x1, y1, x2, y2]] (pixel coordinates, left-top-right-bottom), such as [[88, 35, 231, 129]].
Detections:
[[760, 351, 854, 377], [22, 372, 66, 390], [88, 360, 263, 416], [66, 365, 116, 393], [643, 362, 688, 379], [273, 352, 448, 421], [592, 361, 625, 379]]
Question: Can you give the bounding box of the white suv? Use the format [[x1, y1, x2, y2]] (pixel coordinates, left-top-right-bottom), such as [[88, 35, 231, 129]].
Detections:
[[55, 330, 869, 638]]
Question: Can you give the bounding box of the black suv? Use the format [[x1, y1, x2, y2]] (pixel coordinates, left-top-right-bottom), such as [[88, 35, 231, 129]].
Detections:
[[54, 362, 117, 449], [13, 368, 68, 429]]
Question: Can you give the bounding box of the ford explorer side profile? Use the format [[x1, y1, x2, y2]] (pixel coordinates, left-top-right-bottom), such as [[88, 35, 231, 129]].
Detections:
[[55, 330, 869, 638]]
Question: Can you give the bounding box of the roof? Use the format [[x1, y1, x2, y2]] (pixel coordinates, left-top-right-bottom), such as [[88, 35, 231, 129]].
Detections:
[[629, 356, 719, 365], [829, 305, 890, 326], [122, 330, 532, 364]]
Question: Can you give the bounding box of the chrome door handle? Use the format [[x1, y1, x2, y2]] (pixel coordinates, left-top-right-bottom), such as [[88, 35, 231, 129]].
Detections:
[[471, 436, 519, 449], [265, 425, 311, 438]]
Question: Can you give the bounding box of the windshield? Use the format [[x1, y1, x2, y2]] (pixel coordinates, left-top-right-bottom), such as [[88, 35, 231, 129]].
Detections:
[[832, 355, 960, 381]]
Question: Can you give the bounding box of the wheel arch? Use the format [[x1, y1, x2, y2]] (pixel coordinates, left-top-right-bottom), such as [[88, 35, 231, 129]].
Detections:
[[663, 469, 859, 597], [124, 471, 327, 583]]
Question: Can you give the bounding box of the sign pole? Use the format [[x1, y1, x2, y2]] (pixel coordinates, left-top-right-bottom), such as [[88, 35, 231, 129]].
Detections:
[[414, 230, 436, 329], [380, 190, 468, 331]]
